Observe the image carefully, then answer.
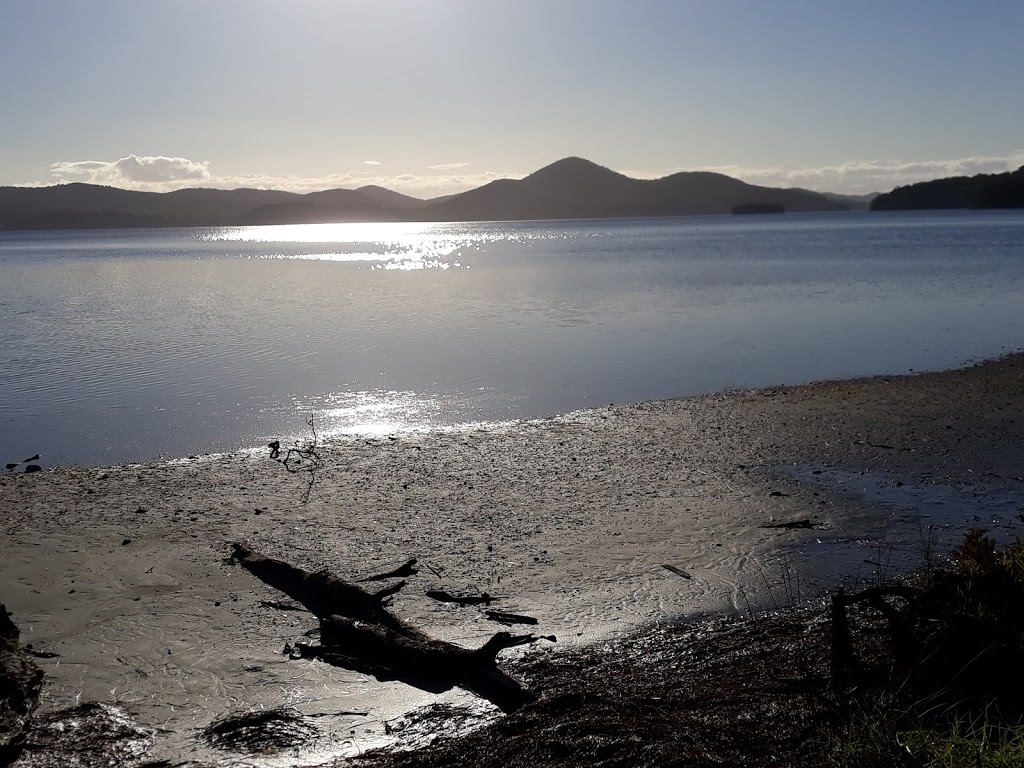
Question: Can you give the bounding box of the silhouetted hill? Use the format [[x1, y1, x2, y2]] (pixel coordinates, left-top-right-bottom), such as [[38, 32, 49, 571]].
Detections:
[[0, 183, 396, 230], [0, 184, 302, 229], [871, 166, 1024, 210], [0, 157, 852, 231], [732, 202, 784, 214], [160, 188, 300, 219], [822, 191, 877, 211], [235, 199, 397, 225], [423, 158, 847, 221], [235, 187, 400, 224], [355, 185, 433, 209]]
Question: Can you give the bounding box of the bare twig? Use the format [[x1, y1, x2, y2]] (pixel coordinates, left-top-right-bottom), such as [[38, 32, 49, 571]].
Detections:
[[272, 412, 324, 503]]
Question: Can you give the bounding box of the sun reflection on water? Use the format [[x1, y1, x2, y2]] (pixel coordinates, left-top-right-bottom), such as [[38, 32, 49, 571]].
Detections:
[[210, 221, 436, 244], [201, 222, 481, 270], [293, 389, 442, 438]]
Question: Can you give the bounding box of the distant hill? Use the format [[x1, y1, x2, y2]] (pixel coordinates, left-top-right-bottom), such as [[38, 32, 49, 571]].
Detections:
[[0, 183, 305, 229], [871, 166, 1024, 210], [821, 191, 877, 211], [0, 183, 395, 230], [355, 185, 433, 209], [422, 157, 847, 221], [731, 202, 784, 214], [0, 157, 850, 232]]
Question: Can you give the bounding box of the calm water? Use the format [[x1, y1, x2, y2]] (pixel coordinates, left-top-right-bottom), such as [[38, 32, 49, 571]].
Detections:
[[1, 210, 1022, 466]]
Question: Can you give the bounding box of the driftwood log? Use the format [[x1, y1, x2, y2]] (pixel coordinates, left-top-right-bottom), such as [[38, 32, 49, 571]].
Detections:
[[230, 543, 539, 712], [0, 605, 43, 767]]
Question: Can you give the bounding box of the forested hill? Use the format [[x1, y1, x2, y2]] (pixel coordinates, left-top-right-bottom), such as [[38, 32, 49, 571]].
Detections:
[[423, 157, 848, 221], [0, 158, 849, 231], [870, 166, 1024, 210]]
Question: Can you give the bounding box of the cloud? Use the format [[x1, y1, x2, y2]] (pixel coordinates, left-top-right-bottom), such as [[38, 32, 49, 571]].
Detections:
[[627, 151, 1024, 195], [50, 154, 212, 188], [428, 162, 471, 171], [42, 155, 521, 198]]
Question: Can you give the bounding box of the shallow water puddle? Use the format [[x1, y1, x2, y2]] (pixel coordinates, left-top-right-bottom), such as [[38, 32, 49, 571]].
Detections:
[[781, 464, 1024, 590]]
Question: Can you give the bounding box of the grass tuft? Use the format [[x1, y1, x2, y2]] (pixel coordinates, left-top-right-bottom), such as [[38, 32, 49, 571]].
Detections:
[[828, 524, 1024, 767]]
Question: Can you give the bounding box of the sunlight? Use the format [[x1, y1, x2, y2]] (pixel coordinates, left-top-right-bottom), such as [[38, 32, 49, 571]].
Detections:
[[302, 389, 439, 438], [210, 221, 436, 244], [200, 221, 475, 269]]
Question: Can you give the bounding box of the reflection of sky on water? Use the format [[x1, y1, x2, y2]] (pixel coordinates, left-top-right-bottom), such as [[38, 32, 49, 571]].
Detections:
[[3, 212, 1024, 465], [783, 464, 1024, 592]]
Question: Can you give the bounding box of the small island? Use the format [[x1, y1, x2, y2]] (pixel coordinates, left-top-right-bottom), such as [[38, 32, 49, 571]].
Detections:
[[731, 202, 785, 214]]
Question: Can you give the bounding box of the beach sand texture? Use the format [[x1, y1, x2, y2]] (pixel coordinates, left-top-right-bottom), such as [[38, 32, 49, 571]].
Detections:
[[1, 354, 1022, 763]]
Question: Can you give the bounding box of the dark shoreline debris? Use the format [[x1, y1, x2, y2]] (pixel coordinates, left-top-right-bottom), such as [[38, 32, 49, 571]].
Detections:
[[1, 604, 43, 766], [662, 564, 692, 579], [231, 543, 542, 712], [426, 590, 495, 606], [853, 439, 897, 450], [483, 610, 539, 626], [204, 707, 319, 755], [358, 558, 419, 582], [761, 518, 815, 530]]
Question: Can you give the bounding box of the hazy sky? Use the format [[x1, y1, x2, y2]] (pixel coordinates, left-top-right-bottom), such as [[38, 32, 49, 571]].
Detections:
[[2, 0, 1022, 197]]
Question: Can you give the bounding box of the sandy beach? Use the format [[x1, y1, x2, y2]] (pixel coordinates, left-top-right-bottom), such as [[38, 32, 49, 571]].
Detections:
[[2, 353, 1022, 765]]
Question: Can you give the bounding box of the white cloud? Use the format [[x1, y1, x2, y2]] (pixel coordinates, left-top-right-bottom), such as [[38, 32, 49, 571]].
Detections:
[[428, 162, 471, 171], [40, 154, 521, 198], [51, 154, 212, 187]]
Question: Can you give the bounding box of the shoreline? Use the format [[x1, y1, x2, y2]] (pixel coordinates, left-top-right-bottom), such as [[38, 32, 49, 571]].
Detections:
[[14, 342, 1024, 472], [2, 352, 1022, 764]]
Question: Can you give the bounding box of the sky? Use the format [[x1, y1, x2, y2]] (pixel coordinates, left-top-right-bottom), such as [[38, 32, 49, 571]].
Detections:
[[2, 0, 1022, 198]]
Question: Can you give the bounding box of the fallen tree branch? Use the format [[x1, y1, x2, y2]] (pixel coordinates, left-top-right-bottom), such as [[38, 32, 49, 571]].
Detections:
[[426, 590, 496, 606], [230, 543, 543, 712], [484, 610, 539, 626], [358, 559, 419, 582], [231, 542, 412, 635]]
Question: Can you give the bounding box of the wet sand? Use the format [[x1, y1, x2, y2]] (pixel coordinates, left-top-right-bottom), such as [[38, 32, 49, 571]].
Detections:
[[2, 353, 1022, 764]]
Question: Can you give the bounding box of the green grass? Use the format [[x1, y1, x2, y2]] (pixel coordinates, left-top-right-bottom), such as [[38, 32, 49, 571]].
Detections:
[[828, 711, 1024, 768]]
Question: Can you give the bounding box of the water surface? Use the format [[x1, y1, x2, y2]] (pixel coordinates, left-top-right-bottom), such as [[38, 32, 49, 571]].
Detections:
[[1, 210, 1022, 465]]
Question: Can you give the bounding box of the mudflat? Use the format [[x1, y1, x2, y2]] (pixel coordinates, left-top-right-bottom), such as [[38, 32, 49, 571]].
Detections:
[[1, 353, 1021, 764]]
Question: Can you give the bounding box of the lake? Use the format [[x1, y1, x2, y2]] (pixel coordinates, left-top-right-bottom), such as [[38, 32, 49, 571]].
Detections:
[[1, 210, 1022, 466]]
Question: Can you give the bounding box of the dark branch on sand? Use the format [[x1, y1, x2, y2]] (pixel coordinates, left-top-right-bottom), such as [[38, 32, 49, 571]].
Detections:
[[426, 590, 496, 606], [268, 413, 324, 504], [358, 558, 419, 583], [230, 543, 544, 712]]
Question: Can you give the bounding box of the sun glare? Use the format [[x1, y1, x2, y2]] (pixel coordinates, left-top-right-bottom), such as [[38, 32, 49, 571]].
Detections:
[[211, 221, 435, 244], [201, 221, 472, 270]]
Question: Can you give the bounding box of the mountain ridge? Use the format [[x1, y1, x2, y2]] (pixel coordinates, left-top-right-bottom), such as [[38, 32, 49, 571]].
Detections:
[[0, 157, 850, 231], [870, 166, 1024, 210]]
